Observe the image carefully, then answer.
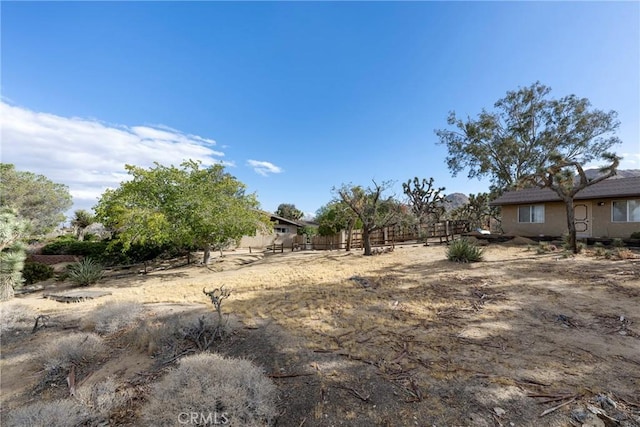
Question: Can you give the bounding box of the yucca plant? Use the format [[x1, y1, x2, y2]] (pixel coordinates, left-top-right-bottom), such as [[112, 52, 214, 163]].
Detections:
[[68, 258, 104, 286], [447, 238, 483, 263]]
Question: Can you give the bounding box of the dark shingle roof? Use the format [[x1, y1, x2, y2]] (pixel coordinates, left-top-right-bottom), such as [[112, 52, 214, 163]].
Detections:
[[490, 176, 640, 206]]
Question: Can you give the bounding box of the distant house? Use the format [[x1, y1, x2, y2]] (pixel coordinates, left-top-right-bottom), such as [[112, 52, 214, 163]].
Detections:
[[489, 177, 640, 239], [238, 213, 304, 248]]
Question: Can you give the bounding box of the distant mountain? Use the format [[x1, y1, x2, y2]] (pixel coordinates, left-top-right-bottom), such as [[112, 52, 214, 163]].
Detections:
[[444, 193, 469, 211], [584, 169, 640, 180]]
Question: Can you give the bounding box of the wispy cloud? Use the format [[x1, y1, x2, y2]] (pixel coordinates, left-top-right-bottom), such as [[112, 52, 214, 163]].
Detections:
[[247, 159, 283, 176], [1, 102, 226, 211]]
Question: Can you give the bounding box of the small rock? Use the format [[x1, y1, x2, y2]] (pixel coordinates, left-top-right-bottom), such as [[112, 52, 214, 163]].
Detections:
[[493, 407, 506, 417]]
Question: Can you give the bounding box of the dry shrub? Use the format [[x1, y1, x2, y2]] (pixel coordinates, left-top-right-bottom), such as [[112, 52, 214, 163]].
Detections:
[[81, 301, 145, 334], [127, 312, 237, 359], [140, 353, 277, 427], [76, 377, 130, 417], [0, 303, 35, 330], [615, 248, 637, 260], [36, 333, 106, 384], [6, 399, 92, 427]]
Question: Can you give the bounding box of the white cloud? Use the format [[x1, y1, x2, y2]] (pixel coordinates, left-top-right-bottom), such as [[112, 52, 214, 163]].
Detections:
[[621, 152, 640, 167], [247, 159, 283, 176], [0, 102, 226, 211]]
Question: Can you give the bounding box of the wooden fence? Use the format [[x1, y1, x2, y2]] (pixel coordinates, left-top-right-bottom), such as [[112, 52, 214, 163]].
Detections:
[[296, 220, 471, 251]]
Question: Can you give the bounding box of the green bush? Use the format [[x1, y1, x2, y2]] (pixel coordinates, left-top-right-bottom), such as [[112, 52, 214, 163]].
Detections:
[[41, 239, 108, 258], [611, 238, 625, 248], [447, 238, 483, 263], [68, 258, 104, 286], [630, 231, 640, 239], [22, 262, 54, 285]]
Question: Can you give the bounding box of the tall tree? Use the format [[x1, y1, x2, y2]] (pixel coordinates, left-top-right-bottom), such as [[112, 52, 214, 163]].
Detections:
[[95, 160, 271, 264], [525, 153, 620, 253], [336, 181, 401, 256], [275, 203, 304, 221], [0, 164, 73, 235], [450, 192, 499, 230], [436, 82, 622, 252], [402, 177, 446, 242], [315, 200, 360, 250], [435, 82, 621, 194], [0, 210, 28, 301]]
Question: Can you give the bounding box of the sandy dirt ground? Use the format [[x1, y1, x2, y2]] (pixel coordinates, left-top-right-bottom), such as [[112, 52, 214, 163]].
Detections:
[[1, 243, 639, 426]]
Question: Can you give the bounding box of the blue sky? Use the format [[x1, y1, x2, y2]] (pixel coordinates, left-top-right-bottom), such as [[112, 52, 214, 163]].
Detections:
[[2, 1, 639, 219]]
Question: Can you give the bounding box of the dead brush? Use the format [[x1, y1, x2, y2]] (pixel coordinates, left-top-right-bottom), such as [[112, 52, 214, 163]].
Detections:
[[140, 353, 277, 427], [76, 377, 131, 418], [0, 303, 36, 340], [80, 301, 145, 335], [35, 333, 107, 392], [6, 399, 92, 427], [126, 311, 237, 362], [615, 248, 637, 260]]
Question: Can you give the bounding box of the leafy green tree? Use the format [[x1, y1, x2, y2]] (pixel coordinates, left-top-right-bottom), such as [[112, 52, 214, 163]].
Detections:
[[275, 203, 304, 221], [435, 82, 621, 194], [0, 164, 73, 235], [0, 210, 28, 301], [315, 200, 361, 250], [316, 201, 354, 235], [436, 82, 622, 253], [336, 181, 401, 256], [95, 160, 271, 264]]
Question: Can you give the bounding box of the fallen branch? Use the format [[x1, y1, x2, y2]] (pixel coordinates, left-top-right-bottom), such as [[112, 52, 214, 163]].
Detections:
[[338, 385, 371, 402], [268, 372, 314, 379], [540, 396, 577, 417], [31, 315, 50, 334], [66, 365, 76, 397]]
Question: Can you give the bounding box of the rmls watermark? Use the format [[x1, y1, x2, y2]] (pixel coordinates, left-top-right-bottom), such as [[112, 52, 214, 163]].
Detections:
[[178, 412, 230, 425]]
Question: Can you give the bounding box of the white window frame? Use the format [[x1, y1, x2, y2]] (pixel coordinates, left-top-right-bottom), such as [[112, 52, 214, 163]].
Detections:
[[612, 200, 640, 223], [517, 204, 545, 223], [274, 226, 289, 234]]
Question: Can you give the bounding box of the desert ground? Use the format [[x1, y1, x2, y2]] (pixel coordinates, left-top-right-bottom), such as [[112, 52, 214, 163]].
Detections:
[[1, 242, 639, 426]]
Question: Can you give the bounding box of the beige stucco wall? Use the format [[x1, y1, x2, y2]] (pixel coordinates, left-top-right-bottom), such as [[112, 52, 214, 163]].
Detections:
[[501, 198, 640, 238], [501, 203, 566, 237], [590, 199, 640, 238]]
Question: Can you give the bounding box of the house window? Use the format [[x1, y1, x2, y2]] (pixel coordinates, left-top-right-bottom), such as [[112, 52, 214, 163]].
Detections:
[[612, 200, 640, 222], [274, 227, 288, 234], [518, 205, 544, 223]]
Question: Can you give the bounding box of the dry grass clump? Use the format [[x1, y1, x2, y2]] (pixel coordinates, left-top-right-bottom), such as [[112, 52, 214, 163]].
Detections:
[[615, 248, 638, 260], [0, 303, 35, 330], [140, 353, 277, 427], [76, 377, 130, 418], [5, 399, 92, 427], [36, 333, 107, 384], [128, 311, 237, 359], [80, 301, 145, 334]]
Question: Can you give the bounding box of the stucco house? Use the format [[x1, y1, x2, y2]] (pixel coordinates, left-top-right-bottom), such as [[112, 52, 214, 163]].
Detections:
[[238, 213, 303, 248], [490, 176, 640, 239]]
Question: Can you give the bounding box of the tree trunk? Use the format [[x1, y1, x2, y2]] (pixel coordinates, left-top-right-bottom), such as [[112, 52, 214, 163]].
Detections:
[[564, 200, 579, 254], [346, 221, 354, 252], [203, 244, 211, 265], [0, 278, 15, 301], [363, 228, 372, 256]]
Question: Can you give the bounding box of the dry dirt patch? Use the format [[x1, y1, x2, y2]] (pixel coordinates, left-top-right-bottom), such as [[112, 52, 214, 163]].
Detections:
[[1, 245, 639, 426]]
